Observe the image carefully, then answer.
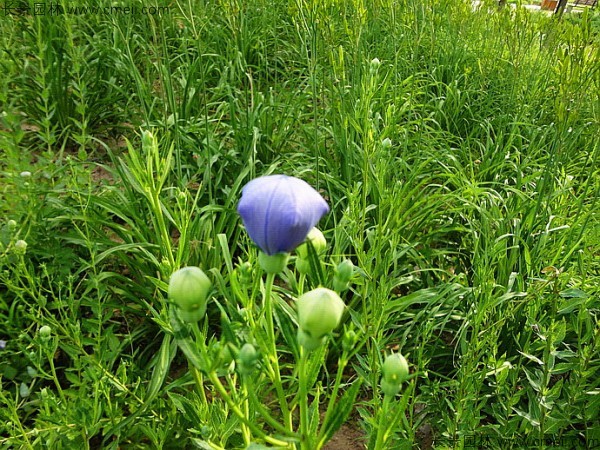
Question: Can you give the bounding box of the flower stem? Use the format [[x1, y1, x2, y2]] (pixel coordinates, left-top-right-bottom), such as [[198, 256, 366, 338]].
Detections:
[[263, 272, 293, 430], [298, 348, 311, 450], [246, 377, 300, 438], [190, 364, 207, 406], [374, 395, 392, 450], [206, 370, 291, 448], [316, 348, 349, 447]]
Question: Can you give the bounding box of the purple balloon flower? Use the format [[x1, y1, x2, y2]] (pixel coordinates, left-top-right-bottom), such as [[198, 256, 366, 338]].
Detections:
[[237, 175, 329, 255]]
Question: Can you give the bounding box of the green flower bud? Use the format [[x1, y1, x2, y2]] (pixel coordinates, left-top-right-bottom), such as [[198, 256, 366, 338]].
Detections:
[[258, 252, 289, 274], [332, 278, 349, 292], [7, 220, 17, 231], [342, 329, 357, 353], [334, 259, 354, 282], [295, 257, 311, 275], [14, 240, 27, 255], [382, 353, 409, 385], [297, 288, 345, 350], [237, 261, 254, 285], [369, 57, 381, 74], [238, 343, 258, 375], [39, 325, 51, 341], [381, 138, 392, 149], [296, 228, 327, 259], [168, 267, 211, 322]]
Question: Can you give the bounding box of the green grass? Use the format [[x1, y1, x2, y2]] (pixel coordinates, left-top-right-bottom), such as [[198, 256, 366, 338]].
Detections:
[[1, 0, 599, 448]]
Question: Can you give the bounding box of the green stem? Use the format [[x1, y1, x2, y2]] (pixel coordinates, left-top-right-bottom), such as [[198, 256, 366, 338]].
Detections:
[[316, 350, 349, 447], [46, 349, 66, 405], [298, 348, 311, 450], [206, 370, 291, 448], [246, 378, 299, 438], [263, 272, 293, 430], [240, 383, 252, 446], [190, 364, 207, 405], [374, 395, 392, 450]]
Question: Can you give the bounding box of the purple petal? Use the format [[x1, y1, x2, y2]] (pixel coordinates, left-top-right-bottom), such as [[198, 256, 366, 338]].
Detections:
[[237, 175, 329, 255]]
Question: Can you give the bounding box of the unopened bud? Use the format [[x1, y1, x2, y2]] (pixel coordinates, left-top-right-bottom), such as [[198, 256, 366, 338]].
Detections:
[[333, 259, 354, 291], [342, 329, 357, 353], [297, 288, 345, 351], [237, 261, 254, 285], [295, 257, 310, 274], [39, 325, 52, 341], [296, 228, 327, 259], [369, 58, 381, 73], [335, 259, 354, 282], [14, 240, 27, 255], [168, 267, 211, 322], [237, 343, 258, 375], [380, 353, 409, 396]]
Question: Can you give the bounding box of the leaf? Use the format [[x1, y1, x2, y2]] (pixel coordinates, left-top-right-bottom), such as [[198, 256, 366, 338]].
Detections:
[[190, 439, 216, 450], [518, 351, 544, 366], [318, 379, 363, 445], [523, 367, 542, 392], [559, 288, 588, 299], [168, 392, 203, 424], [103, 334, 174, 444]]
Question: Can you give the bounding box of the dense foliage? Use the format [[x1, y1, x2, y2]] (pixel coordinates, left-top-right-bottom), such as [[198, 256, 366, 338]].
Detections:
[[1, 0, 598, 448]]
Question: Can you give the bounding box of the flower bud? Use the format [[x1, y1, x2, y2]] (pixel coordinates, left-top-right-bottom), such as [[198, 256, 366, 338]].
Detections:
[[335, 259, 354, 282], [381, 138, 392, 149], [237, 343, 258, 375], [39, 325, 52, 341], [14, 240, 27, 255], [7, 220, 17, 231], [342, 329, 357, 353], [382, 353, 409, 383], [296, 228, 327, 259], [168, 267, 211, 322], [381, 353, 409, 397], [369, 58, 381, 75], [333, 259, 354, 291], [295, 257, 311, 275], [297, 288, 345, 350], [237, 261, 254, 285]]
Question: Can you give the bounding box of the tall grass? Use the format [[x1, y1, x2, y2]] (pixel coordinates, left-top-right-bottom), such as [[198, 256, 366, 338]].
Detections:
[[1, 0, 598, 447]]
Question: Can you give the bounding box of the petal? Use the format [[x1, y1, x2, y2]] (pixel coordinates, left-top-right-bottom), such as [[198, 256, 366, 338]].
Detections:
[[237, 175, 329, 255]]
